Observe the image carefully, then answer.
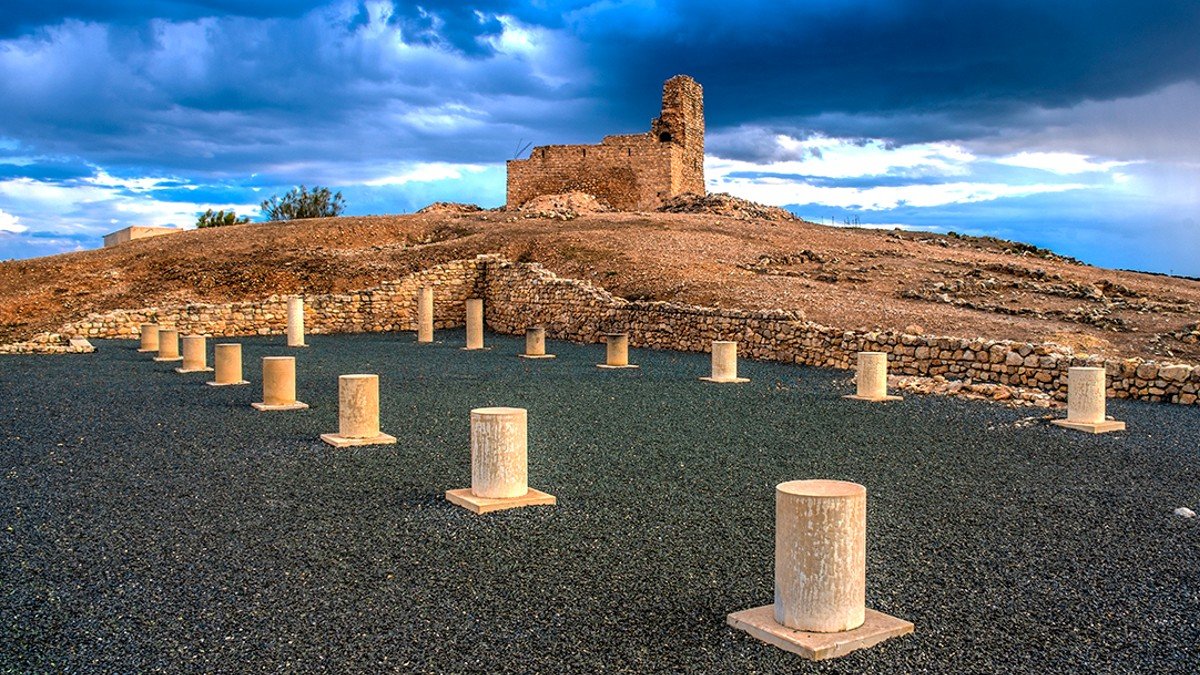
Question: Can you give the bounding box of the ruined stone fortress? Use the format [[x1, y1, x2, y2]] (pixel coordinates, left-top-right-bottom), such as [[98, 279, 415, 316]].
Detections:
[[506, 75, 704, 210]]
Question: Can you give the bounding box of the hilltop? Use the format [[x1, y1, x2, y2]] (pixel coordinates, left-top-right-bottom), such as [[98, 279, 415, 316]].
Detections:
[[2, 201, 1198, 363]]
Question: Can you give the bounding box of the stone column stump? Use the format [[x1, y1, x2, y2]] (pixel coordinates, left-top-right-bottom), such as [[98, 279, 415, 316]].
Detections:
[[597, 332, 639, 369], [462, 298, 489, 351], [843, 352, 902, 402], [251, 356, 309, 411], [1051, 366, 1125, 433], [138, 323, 160, 352], [727, 479, 913, 661], [446, 407, 556, 514], [700, 341, 749, 383], [287, 296, 307, 348], [321, 374, 397, 447], [154, 328, 182, 362], [175, 335, 214, 374], [417, 287, 434, 344], [518, 326, 555, 359], [207, 343, 249, 386]]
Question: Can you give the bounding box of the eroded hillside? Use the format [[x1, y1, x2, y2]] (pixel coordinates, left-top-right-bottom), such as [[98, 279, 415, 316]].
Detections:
[[2, 209, 1198, 362]]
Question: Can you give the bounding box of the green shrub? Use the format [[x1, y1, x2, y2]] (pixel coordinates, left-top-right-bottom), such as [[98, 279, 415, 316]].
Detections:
[[196, 209, 250, 228], [260, 185, 346, 221]]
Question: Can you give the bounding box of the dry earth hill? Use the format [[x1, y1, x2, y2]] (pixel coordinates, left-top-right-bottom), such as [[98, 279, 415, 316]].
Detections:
[[2, 193, 1199, 364]]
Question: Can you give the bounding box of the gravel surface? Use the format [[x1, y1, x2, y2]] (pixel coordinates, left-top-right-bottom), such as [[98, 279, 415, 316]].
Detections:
[[2, 332, 1198, 673]]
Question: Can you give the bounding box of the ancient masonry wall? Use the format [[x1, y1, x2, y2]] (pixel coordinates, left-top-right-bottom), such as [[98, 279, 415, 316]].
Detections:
[[3, 254, 1196, 405], [480, 257, 1199, 406], [0, 259, 482, 353]]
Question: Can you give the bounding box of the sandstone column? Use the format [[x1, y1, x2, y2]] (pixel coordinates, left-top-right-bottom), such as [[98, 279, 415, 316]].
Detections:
[[252, 356, 309, 411], [176, 335, 214, 373], [154, 328, 182, 362], [597, 332, 638, 369], [844, 352, 902, 402], [417, 287, 434, 344], [445, 407, 556, 514], [207, 343, 249, 386], [463, 298, 487, 350], [138, 323, 160, 352], [727, 479, 913, 660], [320, 374, 397, 447], [774, 480, 867, 632], [287, 296, 307, 347], [1051, 366, 1125, 433], [519, 326, 555, 359], [700, 341, 749, 383]]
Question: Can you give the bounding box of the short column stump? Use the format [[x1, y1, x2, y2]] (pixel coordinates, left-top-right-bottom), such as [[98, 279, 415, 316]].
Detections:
[[726, 605, 913, 661]]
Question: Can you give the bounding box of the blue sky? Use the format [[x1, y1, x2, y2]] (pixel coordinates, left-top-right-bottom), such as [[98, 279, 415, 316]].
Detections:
[[0, 1, 1197, 275]]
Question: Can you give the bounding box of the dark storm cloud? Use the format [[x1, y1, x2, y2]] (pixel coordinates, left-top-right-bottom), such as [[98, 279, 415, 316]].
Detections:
[[573, 0, 1200, 143]]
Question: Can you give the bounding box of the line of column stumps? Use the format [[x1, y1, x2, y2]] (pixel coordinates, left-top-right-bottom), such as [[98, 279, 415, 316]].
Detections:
[[129, 285, 1130, 662]]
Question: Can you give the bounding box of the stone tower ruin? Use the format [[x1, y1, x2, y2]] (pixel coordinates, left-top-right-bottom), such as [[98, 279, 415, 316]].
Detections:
[[506, 75, 705, 211]]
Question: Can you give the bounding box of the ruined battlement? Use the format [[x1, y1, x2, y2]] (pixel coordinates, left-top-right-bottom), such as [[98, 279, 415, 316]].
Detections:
[[506, 75, 704, 211]]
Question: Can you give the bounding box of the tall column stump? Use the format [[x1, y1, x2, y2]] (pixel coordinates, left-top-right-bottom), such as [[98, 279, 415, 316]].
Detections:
[[175, 335, 214, 373], [287, 296, 307, 348], [597, 332, 638, 369], [154, 328, 182, 362], [252, 356, 309, 411], [700, 341, 749, 383], [417, 287, 434, 344], [138, 323, 160, 352], [1051, 367, 1125, 433], [321, 374, 397, 447], [518, 326, 555, 359], [207, 343, 249, 386], [727, 479, 913, 661], [843, 352, 902, 402], [462, 298, 489, 350], [446, 407, 556, 514]]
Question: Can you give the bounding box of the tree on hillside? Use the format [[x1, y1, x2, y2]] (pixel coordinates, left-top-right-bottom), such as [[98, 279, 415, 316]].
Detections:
[[196, 209, 250, 228], [259, 185, 346, 221]]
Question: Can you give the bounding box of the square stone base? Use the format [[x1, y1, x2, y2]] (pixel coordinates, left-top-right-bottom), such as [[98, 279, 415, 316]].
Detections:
[[445, 487, 557, 514], [843, 394, 904, 402], [319, 432, 398, 448], [1051, 418, 1126, 434], [206, 379, 249, 387], [251, 401, 309, 411], [597, 364, 639, 369], [174, 366, 214, 374], [287, 343, 308, 348], [137, 348, 157, 353], [153, 356, 183, 362], [700, 376, 750, 384], [461, 346, 492, 351], [518, 354, 556, 359], [727, 605, 913, 661]]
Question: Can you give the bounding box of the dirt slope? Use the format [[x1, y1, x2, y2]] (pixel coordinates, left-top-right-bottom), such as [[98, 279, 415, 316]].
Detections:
[[2, 209, 1198, 362]]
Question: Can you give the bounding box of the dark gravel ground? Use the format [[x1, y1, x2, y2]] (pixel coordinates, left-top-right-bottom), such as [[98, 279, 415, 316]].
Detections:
[[1, 331, 1198, 674]]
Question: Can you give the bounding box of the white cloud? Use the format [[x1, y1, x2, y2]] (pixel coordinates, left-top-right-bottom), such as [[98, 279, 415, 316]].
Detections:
[[993, 151, 1130, 175], [0, 208, 26, 233], [711, 175, 1091, 210], [707, 135, 975, 179], [363, 162, 491, 187]]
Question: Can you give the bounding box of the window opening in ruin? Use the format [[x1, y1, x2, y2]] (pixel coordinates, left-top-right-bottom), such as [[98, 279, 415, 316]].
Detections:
[[658, 132, 672, 142]]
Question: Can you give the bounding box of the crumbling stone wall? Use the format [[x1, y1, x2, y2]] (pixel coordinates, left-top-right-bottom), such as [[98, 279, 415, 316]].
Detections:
[[481, 258, 1200, 406], [506, 75, 704, 211], [4, 254, 1197, 406], [0, 259, 483, 351]]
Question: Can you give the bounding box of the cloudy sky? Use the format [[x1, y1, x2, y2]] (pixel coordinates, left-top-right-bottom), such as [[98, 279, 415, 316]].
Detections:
[[1, 1, 1197, 275]]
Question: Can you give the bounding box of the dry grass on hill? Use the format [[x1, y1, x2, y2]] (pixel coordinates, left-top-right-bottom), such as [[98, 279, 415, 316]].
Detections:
[[2, 207, 1199, 363]]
